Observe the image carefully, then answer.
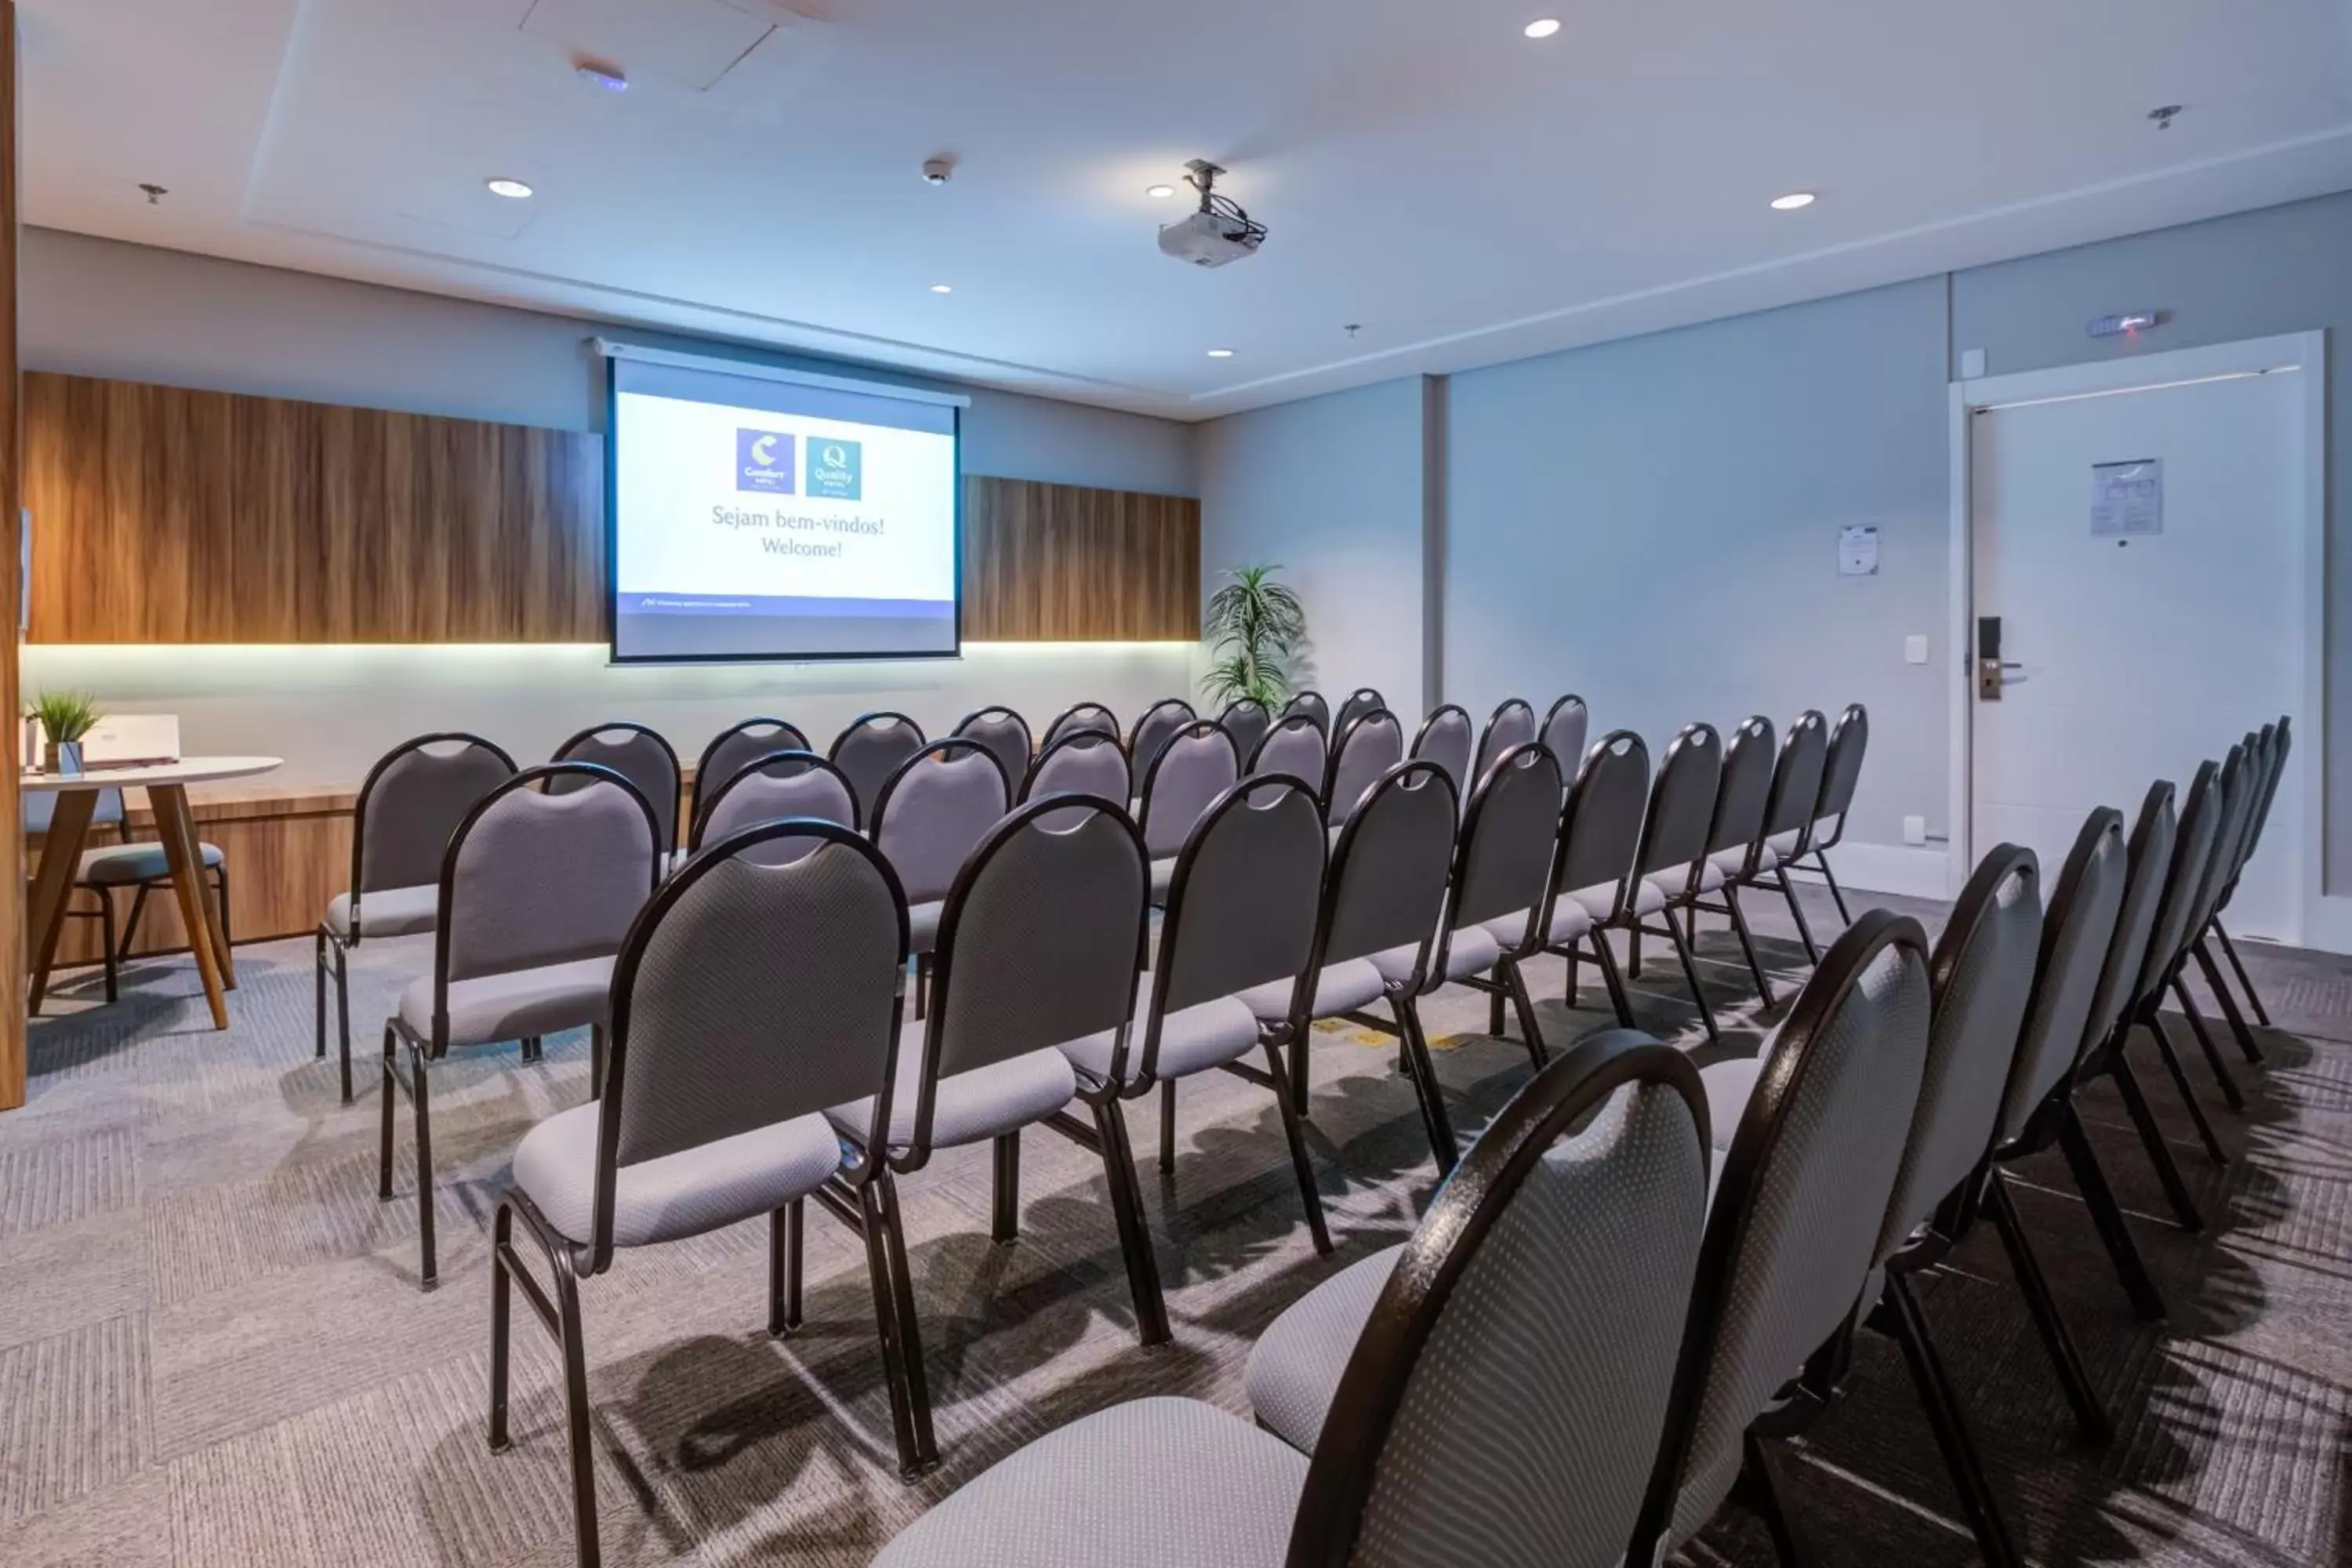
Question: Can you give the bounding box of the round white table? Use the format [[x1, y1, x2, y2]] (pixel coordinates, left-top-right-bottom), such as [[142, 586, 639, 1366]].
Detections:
[[24, 757, 284, 1029]]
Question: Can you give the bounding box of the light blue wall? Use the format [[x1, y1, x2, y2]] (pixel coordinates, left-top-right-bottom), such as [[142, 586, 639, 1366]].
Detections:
[[1444, 278, 1952, 849], [1198, 377, 1432, 717]]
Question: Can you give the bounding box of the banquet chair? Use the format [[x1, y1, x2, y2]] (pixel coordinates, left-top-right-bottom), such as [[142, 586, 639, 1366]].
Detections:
[[688, 750, 858, 858], [1321, 705, 1403, 828], [1475, 696, 1537, 780], [1532, 730, 1650, 1029], [2115, 759, 2234, 1163], [1127, 697, 1197, 784], [380, 763, 662, 1287], [489, 820, 916, 1563], [2183, 731, 2271, 1065], [873, 1033, 1710, 1568], [689, 717, 808, 837], [1021, 728, 1131, 812], [1729, 710, 1830, 964], [550, 722, 681, 858], [26, 786, 230, 1010], [1541, 692, 1591, 780], [2205, 714, 2289, 1029], [1623, 723, 1727, 1045], [1408, 702, 1475, 798], [1283, 689, 1330, 739], [1218, 696, 1272, 767], [871, 739, 1012, 992], [1041, 699, 1120, 750], [1248, 712, 1327, 794], [318, 731, 517, 1102], [1775, 702, 1867, 926], [949, 706, 1033, 800], [1685, 714, 1780, 1007], [828, 711, 927, 824], [1332, 686, 1385, 738], [1137, 720, 1240, 901]]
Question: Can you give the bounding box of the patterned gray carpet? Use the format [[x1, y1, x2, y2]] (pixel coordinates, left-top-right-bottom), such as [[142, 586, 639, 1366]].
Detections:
[[2, 885, 2346, 1566]]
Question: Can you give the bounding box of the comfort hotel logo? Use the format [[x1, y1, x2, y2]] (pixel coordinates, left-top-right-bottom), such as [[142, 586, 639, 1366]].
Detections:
[[736, 430, 795, 494]]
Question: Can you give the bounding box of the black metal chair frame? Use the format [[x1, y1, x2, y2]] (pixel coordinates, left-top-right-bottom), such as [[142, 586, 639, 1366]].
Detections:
[[1619, 723, 1727, 1047], [1018, 729, 1127, 805], [379, 763, 662, 1290], [2205, 713, 2290, 1035], [873, 738, 1014, 1017], [687, 717, 808, 844], [1135, 720, 1240, 868], [1127, 696, 1198, 782], [487, 819, 926, 1560], [1332, 687, 1385, 738], [316, 731, 518, 1104], [1782, 703, 1867, 927], [1320, 706, 1403, 823], [687, 750, 858, 851], [1247, 712, 1327, 789], [1283, 689, 1331, 739], [1684, 713, 1782, 1010], [827, 711, 927, 822], [49, 840, 233, 1009], [1536, 730, 1647, 1032], [553, 720, 683, 853], [2186, 723, 2281, 1069], [1040, 699, 1122, 751], [1425, 741, 1561, 1073], [1473, 696, 1536, 781]]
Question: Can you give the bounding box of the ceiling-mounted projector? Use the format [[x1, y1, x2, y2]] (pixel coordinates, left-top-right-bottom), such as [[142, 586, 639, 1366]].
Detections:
[[1158, 160, 1267, 267]]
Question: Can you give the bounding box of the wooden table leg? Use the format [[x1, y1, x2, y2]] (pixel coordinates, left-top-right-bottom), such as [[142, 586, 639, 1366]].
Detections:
[[25, 787, 97, 1014], [150, 785, 230, 1029]]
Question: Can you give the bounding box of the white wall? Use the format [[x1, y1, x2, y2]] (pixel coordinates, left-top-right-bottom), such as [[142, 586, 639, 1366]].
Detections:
[[1197, 377, 1432, 719], [18, 230, 1200, 784]]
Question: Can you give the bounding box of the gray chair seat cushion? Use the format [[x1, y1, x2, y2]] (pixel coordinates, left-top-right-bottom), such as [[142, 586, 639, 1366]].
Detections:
[[1647, 858, 1726, 902], [1697, 1054, 1762, 1152], [828, 1022, 1077, 1152], [872, 1396, 1305, 1568], [1715, 844, 1775, 878], [512, 1101, 844, 1250], [1149, 855, 1178, 902], [397, 956, 614, 1050], [78, 840, 225, 886], [1483, 895, 1595, 950], [1059, 995, 1263, 1086], [1566, 877, 1659, 923], [1370, 927, 1498, 989], [325, 884, 438, 940], [1240, 957, 1386, 1024], [1768, 829, 1802, 860], [908, 899, 943, 953], [1246, 1245, 1402, 1453]]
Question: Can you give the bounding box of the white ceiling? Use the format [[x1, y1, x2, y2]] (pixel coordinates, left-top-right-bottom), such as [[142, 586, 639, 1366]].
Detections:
[[21, 0, 2352, 419]]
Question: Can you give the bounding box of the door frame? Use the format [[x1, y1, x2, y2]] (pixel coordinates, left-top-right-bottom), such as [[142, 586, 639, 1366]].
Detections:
[[1945, 330, 2328, 946]]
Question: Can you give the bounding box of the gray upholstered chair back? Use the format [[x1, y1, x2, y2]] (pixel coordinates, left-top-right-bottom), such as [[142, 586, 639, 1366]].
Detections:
[[2247, 715, 2291, 862], [1297, 1038, 1709, 1568], [1128, 699, 1196, 784], [873, 740, 1011, 906], [1875, 845, 2040, 1262], [1475, 698, 1538, 781], [1334, 688, 1385, 738], [1022, 732, 1132, 836], [1042, 702, 1120, 750], [1138, 721, 1240, 858], [1284, 689, 1331, 739], [1541, 694, 1590, 780], [1250, 713, 1328, 790], [922, 800, 1145, 1113], [1410, 704, 1475, 798], [693, 718, 808, 835], [950, 707, 1033, 800], [1759, 710, 1829, 845], [1998, 810, 2129, 1144], [1325, 708, 1406, 828], [25, 787, 125, 835], [1450, 743, 1566, 953], [695, 752, 858, 864], [1648, 913, 1932, 1547], [1815, 703, 1869, 826], [601, 826, 906, 1240], [2081, 782, 2176, 1060], [356, 733, 517, 896], [1321, 761, 1458, 973], [1553, 730, 1650, 902], [2187, 743, 2250, 937], [2134, 759, 2221, 1001], [1704, 716, 1775, 859], [1633, 724, 1722, 887], [1219, 698, 1272, 766], [441, 766, 660, 986], [550, 724, 681, 851], [2224, 727, 2271, 886], [829, 712, 927, 825], [1150, 778, 1325, 1062]]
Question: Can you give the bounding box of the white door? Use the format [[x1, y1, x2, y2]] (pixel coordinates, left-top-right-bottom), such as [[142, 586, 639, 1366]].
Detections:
[[1970, 361, 2304, 942]]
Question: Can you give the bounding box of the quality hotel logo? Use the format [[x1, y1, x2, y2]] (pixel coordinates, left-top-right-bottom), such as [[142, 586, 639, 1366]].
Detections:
[[735, 429, 796, 494]]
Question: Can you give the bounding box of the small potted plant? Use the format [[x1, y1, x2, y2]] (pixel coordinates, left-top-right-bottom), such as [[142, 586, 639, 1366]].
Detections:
[[29, 691, 100, 778], [1200, 563, 1308, 709]]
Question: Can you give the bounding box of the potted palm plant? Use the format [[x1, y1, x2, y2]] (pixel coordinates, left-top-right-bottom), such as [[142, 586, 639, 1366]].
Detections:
[[30, 691, 101, 778], [1200, 563, 1308, 709]]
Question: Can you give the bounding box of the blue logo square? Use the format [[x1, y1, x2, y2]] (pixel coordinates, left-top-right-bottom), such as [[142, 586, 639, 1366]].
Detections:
[[806, 437, 863, 501], [736, 430, 795, 494]]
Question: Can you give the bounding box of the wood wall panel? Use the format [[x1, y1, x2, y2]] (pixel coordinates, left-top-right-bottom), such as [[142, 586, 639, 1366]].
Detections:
[[2, 1, 25, 1109], [23, 373, 1199, 645], [962, 476, 1199, 640], [24, 372, 604, 643]]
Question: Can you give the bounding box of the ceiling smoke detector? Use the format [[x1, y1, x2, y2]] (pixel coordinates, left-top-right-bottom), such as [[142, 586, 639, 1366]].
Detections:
[[921, 157, 956, 187]]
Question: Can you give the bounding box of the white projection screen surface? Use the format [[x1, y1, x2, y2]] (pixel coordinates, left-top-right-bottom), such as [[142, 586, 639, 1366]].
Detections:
[[605, 350, 964, 662]]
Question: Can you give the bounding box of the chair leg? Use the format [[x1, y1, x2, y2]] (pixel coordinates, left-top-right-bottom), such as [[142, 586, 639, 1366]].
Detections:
[[858, 1176, 937, 1479], [991, 1131, 1020, 1244], [1733, 1430, 1809, 1568], [1588, 934, 1636, 1028], [98, 890, 119, 1004], [2056, 1105, 2169, 1320], [590, 1025, 608, 1099], [1880, 1271, 2025, 1568], [1775, 872, 1821, 964], [2194, 940, 2265, 1065], [2171, 980, 2247, 1112], [488, 1203, 514, 1452], [1984, 1171, 2112, 1445], [1563, 942, 1580, 1001], [1159, 1079, 1178, 1176], [412, 1044, 439, 1289], [1809, 850, 1853, 925], [1627, 924, 1643, 981], [1089, 1098, 1171, 1347], [118, 884, 151, 956], [770, 1200, 804, 1335], [1487, 971, 1507, 1038], [336, 945, 354, 1104], [2211, 918, 2274, 1029], [212, 863, 232, 950], [553, 1243, 600, 1568], [2145, 1011, 2230, 1164], [1724, 884, 1776, 1009], [1263, 1043, 1334, 1256], [2107, 1049, 2205, 1232], [1662, 914, 1723, 1046], [378, 1024, 398, 1200], [1502, 960, 1548, 1069], [519, 1035, 543, 1064], [1395, 996, 1460, 1176], [314, 929, 328, 1059]]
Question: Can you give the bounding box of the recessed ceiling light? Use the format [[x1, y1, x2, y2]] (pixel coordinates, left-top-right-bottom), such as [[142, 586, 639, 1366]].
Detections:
[[1769, 191, 1817, 210], [1524, 18, 1562, 38], [1146, 183, 1178, 199], [930, 283, 953, 294], [485, 177, 534, 200], [1207, 348, 1236, 359]]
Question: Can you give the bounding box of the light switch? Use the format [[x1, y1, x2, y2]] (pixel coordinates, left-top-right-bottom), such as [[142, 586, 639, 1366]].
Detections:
[[1904, 634, 1929, 665], [1903, 815, 1928, 846]]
